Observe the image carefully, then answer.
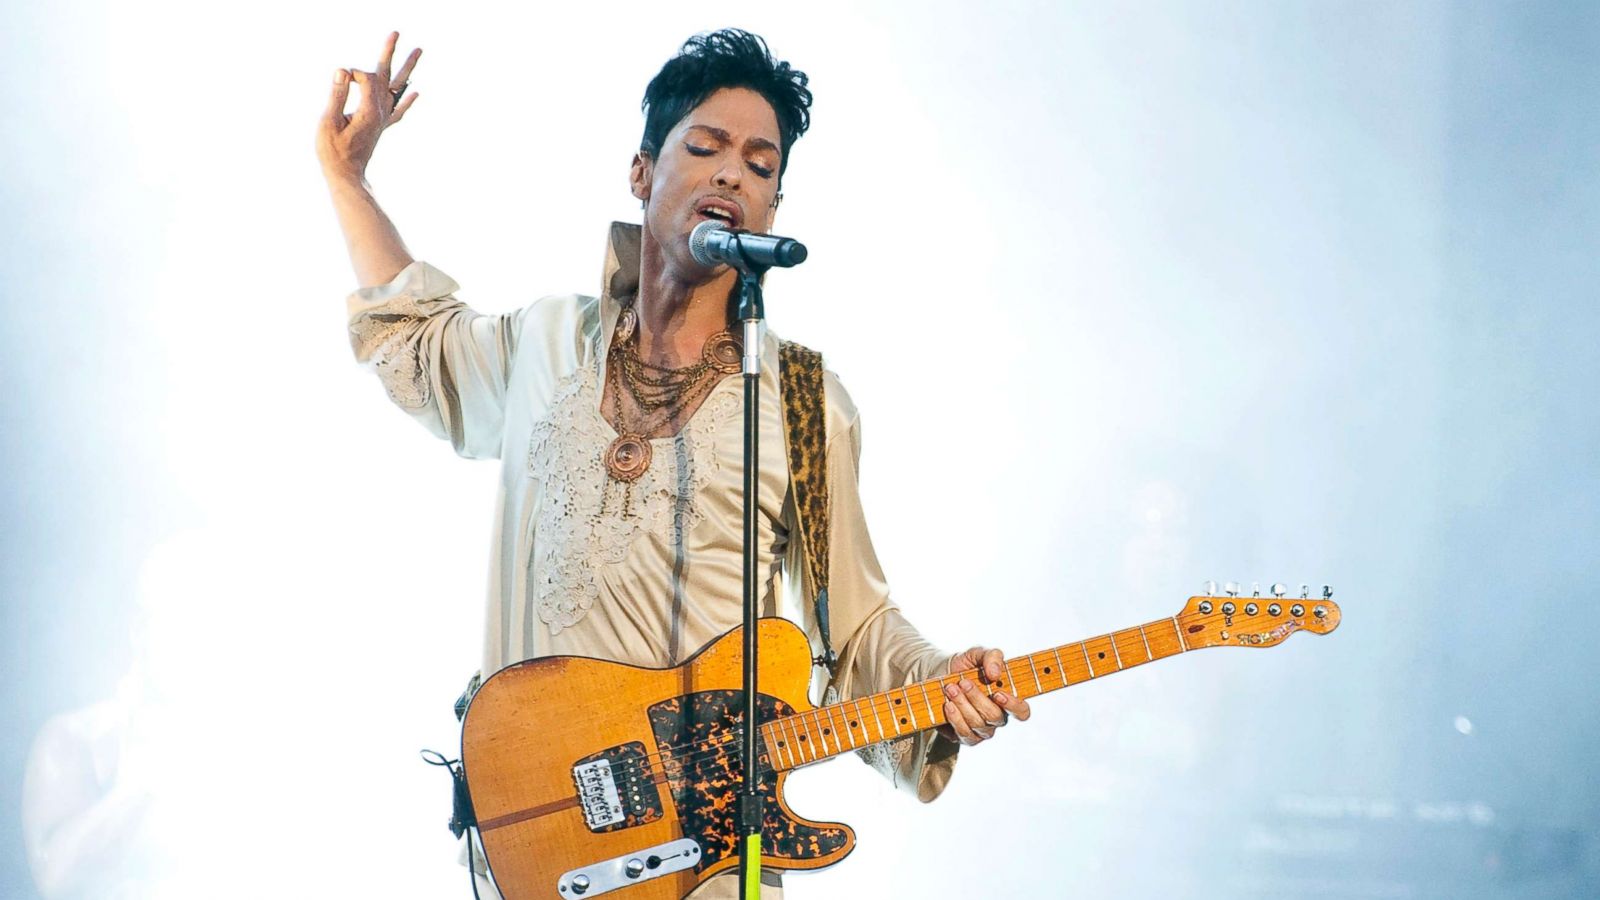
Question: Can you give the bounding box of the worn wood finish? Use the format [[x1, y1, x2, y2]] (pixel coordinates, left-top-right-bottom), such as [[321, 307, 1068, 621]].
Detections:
[[462, 618, 852, 900], [463, 593, 1341, 899]]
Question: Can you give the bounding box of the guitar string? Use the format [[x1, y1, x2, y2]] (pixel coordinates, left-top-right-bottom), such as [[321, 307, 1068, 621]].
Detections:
[[604, 656, 1043, 782], [579, 608, 1324, 797], [570, 610, 1305, 789], [596, 635, 1183, 788], [605, 628, 1194, 782]]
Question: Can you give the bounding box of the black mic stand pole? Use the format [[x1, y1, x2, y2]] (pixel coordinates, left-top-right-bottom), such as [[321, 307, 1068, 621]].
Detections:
[[733, 237, 770, 900]]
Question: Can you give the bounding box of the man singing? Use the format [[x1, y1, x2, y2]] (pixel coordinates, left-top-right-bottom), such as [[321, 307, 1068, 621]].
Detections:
[[315, 28, 1031, 898]]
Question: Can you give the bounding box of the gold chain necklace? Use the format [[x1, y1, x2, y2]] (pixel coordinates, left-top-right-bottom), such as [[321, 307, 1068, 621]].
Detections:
[[602, 306, 741, 485]]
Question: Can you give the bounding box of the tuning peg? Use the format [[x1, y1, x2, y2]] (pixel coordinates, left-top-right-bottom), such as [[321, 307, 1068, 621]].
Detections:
[[1251, 582, 1261, 597], [1224, 581, 1239, 597], [1323, 585, 1334, 600], [1300, 584, 1310, 599], [1204, 580, 1217, 596], [1271, 583, 1287, 598]]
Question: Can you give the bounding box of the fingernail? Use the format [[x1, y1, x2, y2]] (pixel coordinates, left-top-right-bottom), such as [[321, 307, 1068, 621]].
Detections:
[[995, 691, 1008, 702], [335, 69, 347, 83], [944, 683, 958, 698]]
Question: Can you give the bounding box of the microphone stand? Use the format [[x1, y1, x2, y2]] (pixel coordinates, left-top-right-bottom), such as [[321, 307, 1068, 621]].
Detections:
[[732, 239, 769, 900]]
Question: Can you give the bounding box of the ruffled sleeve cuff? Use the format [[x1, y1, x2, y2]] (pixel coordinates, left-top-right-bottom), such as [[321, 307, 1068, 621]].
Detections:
[[345, 260, 463, 411]]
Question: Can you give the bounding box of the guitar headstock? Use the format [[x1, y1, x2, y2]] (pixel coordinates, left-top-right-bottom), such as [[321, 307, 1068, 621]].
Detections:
[[1175, 582, 1341, 649]]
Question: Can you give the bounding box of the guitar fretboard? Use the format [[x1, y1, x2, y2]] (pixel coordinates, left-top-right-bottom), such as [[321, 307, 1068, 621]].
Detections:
[[758, 616, 1193, 771]]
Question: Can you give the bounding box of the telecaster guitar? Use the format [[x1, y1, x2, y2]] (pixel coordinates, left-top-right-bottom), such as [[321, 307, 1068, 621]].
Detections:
[[461, 586, 1341, 899]]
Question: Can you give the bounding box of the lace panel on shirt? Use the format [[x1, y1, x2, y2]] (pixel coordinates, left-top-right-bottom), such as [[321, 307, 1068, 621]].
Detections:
[[349, 301, 430, 410], [526, 362, 739, 635], [856, 738, 918, 784]]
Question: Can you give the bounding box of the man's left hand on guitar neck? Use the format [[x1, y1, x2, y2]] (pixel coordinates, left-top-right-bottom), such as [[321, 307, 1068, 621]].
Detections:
[[936, 646, 1032, 747]]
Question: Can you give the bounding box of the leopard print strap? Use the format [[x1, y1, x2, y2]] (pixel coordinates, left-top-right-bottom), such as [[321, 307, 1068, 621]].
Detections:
[[779, 340, 836, 675]]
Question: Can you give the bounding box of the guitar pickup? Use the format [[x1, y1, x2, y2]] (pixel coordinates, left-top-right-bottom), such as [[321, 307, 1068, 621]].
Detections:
[[572, 742, 664, 833]]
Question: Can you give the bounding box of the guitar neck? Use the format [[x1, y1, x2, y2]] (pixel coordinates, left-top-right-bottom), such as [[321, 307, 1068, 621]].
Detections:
[[760, 615, 1194, 772]]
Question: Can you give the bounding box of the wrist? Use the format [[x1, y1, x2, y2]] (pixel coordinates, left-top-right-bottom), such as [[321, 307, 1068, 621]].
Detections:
[[323, 165, 370, 192]]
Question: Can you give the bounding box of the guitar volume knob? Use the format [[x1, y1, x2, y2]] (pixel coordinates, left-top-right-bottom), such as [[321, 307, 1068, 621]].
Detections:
[[571, 874, 591, 894]]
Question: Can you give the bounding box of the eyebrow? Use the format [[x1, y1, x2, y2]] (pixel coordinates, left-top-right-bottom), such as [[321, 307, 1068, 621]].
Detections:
[[686, 124, 780, 156]]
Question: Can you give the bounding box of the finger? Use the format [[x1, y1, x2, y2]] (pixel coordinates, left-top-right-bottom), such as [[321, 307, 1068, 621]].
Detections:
[[994, 691, 1032, 722], [325, 69, 352, 123], [981, 648, 1006, 682], [389, 90, 418, 124], [962, 679, 1008, 724], [944, 681, 992, 744], [377, 31, 398, 82], [393, 46, 422, 84], [348, 70, 382, 115], [942, 699, 979, 745]]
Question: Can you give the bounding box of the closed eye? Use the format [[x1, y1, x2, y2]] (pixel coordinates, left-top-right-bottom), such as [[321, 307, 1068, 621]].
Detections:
[[749, 161, 774, 179]]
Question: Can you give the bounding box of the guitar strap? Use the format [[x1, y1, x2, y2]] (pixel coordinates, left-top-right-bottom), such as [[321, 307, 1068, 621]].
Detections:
[[778, 340, 839, 683]]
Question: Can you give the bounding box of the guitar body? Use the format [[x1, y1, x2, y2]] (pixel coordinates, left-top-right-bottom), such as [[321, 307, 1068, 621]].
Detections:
[[462, 618, 855, 900]]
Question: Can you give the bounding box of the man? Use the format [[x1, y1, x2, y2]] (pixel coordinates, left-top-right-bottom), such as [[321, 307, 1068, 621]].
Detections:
[[315, 28, 1031, 898]]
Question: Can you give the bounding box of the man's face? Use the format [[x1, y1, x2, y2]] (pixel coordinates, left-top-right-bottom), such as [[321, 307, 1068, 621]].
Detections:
[[632, 86, 784, 276]]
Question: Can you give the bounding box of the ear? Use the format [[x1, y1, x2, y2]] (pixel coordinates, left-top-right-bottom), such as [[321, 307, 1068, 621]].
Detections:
[[629, 150, 653, 205], [769, 191, 784, 227]]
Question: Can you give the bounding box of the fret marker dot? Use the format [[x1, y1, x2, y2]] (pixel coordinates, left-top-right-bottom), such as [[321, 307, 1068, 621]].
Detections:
[[1044, 667, 1052, 674], [894, 698, 902, 705], [823, 728, 831, 735], [1097, 652, 1106, 660], [798, 735, 806, 742], [850, 721, 858, 728], [899, 718, 908, 725]]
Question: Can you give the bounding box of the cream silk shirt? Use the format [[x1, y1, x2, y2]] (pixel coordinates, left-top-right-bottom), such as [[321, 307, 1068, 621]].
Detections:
[[346, 222, 959, 898]]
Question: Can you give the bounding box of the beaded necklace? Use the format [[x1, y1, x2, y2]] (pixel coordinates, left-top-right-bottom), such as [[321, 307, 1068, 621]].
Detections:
[[602, 305, 741, 490]]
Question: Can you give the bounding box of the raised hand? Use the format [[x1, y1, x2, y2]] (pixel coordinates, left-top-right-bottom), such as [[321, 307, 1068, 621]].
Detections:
[[315, 31, 422, 183]]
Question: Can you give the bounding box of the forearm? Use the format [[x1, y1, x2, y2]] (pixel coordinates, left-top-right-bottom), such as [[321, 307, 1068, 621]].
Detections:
[[324, 171, 416, 289]]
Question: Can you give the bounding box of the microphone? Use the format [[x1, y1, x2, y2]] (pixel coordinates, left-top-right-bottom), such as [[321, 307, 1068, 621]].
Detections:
[[689, 220, 809, 270]]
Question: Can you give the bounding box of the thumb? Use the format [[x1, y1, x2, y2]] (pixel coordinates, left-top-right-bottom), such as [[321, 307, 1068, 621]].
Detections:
[[949, 646, 986, 673], [325, 68, 351, 122]]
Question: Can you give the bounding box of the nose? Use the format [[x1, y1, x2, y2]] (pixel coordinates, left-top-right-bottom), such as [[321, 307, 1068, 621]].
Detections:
[[712, 159, 741, 190]]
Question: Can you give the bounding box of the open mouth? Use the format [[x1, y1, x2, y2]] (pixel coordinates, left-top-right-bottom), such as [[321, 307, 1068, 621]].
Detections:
[[695, 199, 741, 228]]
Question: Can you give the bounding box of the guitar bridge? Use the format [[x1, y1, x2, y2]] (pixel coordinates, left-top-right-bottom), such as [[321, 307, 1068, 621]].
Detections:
[[571, 742, 663, 833]]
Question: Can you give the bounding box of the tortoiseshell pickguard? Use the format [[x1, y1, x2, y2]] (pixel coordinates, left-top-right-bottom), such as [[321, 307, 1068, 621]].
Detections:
[[647, 690, 849, 872], [572, 740, 663, 833]]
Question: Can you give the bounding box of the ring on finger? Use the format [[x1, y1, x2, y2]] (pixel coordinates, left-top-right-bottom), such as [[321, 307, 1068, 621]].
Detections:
[[390, 81, 409, 106]]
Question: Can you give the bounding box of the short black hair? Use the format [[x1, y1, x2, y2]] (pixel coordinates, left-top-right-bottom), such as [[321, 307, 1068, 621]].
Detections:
[[640, 29, 812, 184]]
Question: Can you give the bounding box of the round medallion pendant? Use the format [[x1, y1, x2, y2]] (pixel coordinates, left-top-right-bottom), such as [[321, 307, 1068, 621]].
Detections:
[[605, 433, 652, 482], [614, 307, 637, 344], [703, 331, 743, 374]]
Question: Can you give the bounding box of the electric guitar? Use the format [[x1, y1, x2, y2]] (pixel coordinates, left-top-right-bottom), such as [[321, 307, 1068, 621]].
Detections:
[[461, 586, 1341, 899]]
